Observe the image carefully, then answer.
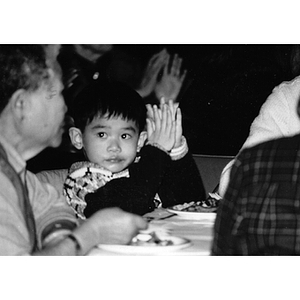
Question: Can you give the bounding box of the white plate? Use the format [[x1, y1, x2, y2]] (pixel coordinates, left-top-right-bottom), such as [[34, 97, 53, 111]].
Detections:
[[97, 234, 191, 254], [166, 207, 217, 221]]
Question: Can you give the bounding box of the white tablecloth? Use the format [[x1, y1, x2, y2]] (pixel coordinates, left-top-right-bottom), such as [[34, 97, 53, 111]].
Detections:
[[88, 208, 215, 256]]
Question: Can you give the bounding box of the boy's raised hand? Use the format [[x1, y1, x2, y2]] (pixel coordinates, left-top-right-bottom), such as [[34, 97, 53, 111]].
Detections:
[[159, 98, 183, 148], [174, 106, 183, 148], [146, 103, 176, 152]]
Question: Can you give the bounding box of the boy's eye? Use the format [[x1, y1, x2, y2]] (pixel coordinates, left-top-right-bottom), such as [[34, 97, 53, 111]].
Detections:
[[97, 132, 107, 138], [121, 133, 131, 139]]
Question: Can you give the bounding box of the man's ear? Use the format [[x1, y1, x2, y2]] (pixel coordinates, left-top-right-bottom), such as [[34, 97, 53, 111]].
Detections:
[[69, 127, 84, 150], [137, 131, 147, 152], [10, 89, 27, 118]]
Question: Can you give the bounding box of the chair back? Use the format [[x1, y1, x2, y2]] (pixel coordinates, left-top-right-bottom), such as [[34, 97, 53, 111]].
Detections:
[[192, 154, 234, 194]]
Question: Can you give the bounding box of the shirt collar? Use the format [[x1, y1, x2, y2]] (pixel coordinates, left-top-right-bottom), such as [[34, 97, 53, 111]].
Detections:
[[0, 135, 26, 175]]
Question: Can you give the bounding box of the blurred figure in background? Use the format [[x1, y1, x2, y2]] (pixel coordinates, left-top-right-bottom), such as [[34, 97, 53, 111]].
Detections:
[[58, 44, 186, 112], [42, 44, 62, 75]]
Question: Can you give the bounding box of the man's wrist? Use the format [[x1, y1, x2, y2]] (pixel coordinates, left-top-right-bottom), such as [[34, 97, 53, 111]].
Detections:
[[67, 233, 83, 256]]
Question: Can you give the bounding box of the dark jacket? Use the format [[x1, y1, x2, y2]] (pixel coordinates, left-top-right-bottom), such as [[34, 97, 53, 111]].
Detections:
[[84, 145, 206, 217]]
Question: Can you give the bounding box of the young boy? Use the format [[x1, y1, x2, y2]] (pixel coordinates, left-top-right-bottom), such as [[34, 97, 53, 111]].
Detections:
[[63, 80, 206, 219]]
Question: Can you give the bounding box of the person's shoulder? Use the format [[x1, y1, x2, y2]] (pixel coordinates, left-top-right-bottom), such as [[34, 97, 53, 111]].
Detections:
[[36, 169, 68, 187], [240, 133, 300, 159], [270, 133, 300, 152], [258, 76, 300, 111], [274, 75, 300, 93]]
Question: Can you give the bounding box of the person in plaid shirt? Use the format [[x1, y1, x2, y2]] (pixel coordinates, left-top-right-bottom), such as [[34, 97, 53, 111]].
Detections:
[[212, 104, 300, 254]]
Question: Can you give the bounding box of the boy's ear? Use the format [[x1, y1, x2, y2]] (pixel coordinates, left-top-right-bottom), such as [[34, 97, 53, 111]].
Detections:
[[69, 127, 84, 150], [137, 131, 147, 152]]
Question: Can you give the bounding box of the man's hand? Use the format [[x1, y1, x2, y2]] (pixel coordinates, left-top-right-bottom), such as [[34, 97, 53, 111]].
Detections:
[[73, 207, 148, 254]]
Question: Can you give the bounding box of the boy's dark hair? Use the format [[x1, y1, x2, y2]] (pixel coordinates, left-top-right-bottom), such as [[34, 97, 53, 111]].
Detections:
[[71, 80, 147, 132], [0, 45, 49, 114]]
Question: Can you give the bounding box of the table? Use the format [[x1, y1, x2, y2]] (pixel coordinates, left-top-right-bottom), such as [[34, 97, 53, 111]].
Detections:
[[88, 208, 216, 256]]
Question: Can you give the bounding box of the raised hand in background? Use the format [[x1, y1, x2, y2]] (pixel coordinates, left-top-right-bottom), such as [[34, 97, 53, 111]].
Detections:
[[137, 48, 169, 98], [154, 53, 187, 102]]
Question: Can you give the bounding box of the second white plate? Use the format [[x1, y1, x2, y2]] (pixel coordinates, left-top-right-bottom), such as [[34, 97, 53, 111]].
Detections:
[[166, 207, 217, 221], [97, 235, 191, 254]]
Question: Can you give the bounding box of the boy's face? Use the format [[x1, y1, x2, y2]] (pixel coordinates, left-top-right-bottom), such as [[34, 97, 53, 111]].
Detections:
[[73, 115, 146, 173]]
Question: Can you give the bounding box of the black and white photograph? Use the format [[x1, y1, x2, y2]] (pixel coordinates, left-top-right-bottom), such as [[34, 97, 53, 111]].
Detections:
[[0, 1, 299, 299]]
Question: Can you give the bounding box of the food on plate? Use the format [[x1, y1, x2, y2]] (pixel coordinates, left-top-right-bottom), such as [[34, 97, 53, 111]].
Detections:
[[171, 202, 215, 212], [130, 232, 174, 246], [171, 193, 221, 213], [97, 234, 191, 253]]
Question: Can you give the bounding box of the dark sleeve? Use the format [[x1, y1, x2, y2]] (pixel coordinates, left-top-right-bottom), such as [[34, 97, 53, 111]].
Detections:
[[84, 145, 171, 217], [211, 155, 244, 255], [158, 151, 206, 208]]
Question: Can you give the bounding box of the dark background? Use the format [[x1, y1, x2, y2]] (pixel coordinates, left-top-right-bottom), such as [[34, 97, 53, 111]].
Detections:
[[113, 44, 298, 155]]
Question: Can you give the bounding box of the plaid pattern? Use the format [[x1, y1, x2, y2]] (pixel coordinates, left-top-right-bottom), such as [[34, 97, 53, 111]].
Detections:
[[212, 134, 300, 255]]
